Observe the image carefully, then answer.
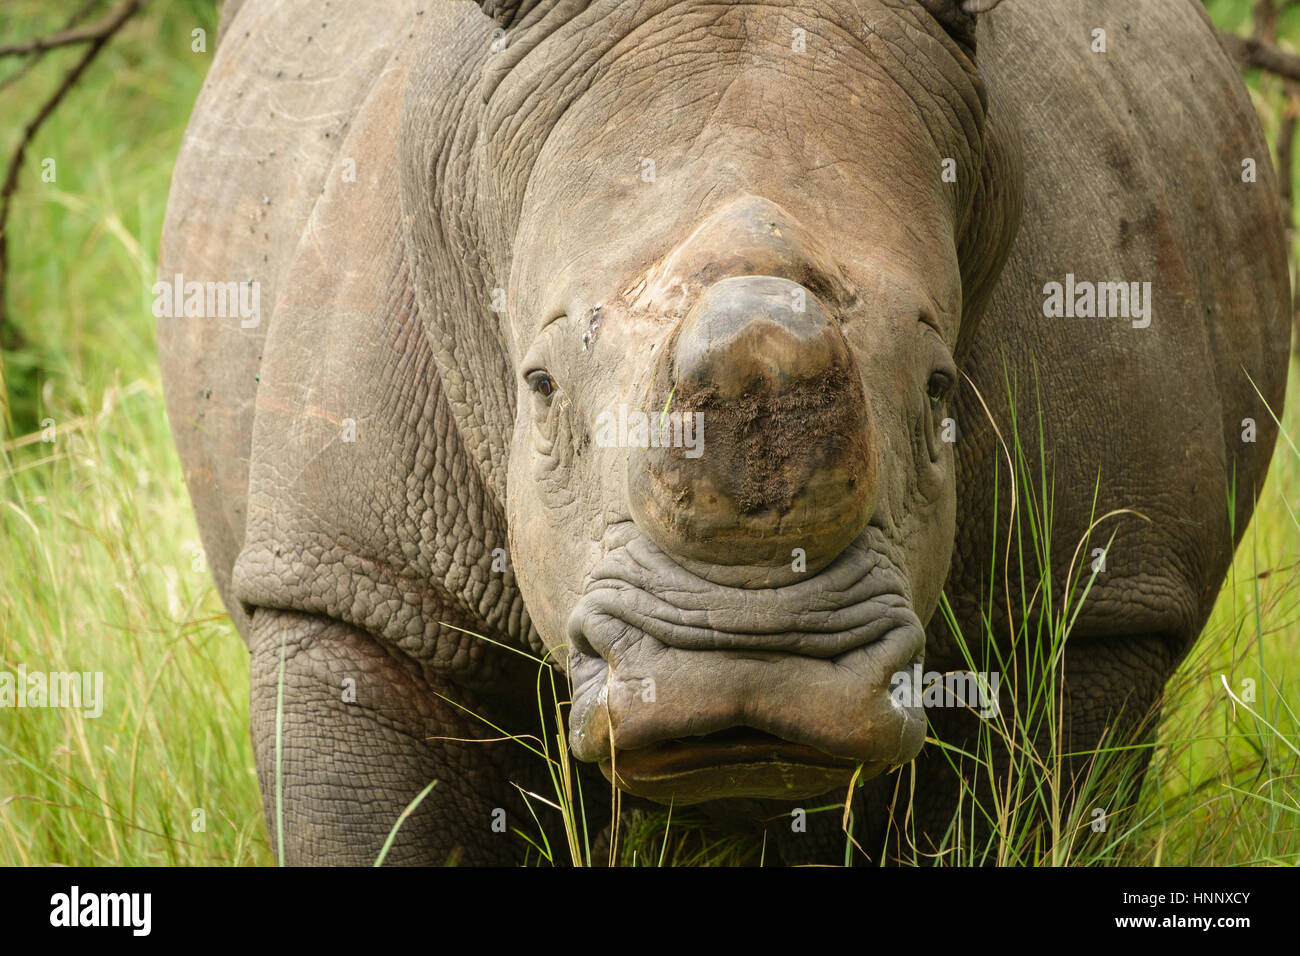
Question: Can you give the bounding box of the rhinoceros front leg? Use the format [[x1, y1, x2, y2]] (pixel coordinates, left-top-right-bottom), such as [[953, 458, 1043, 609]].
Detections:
[[246, 608, 556, 866]]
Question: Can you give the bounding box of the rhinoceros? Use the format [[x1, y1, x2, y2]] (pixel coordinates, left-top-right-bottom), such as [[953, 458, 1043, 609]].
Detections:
[[158, 0, 1290, 865]]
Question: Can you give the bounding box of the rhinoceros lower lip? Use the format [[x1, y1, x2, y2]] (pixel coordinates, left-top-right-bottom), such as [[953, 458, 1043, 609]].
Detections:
[[600, 728, 864, 804], [563, 530, 928, 795]]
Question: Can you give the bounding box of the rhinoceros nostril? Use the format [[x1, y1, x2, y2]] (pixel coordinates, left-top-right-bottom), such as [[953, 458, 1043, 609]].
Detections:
[[627, 274, 877, 579]]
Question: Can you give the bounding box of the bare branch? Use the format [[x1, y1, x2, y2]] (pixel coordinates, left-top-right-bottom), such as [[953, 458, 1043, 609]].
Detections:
[[0, 0, 143, 58], [1253, 0, 1279, 44], [1218, 30, 1300, 84], [0, 0, 148, 332], [1280, 93, 1297, 222], [0, 1, 103, 94]]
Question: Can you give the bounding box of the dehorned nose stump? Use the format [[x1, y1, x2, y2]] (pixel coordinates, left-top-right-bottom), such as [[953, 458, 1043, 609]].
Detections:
[[628, 274, 877, 575]]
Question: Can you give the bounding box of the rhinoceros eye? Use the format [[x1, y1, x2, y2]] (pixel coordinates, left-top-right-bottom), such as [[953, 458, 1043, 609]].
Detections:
[[526, 369, 558, 404], [926, 370, 954, 408]]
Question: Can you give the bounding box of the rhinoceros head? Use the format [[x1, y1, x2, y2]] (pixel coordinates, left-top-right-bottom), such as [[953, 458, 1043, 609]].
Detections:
[[402, 0, 1022, 804]]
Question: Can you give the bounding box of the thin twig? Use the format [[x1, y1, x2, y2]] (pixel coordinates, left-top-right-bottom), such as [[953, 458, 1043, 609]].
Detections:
[[1219, 30, 1300, 84], [0, 0, 140, 57], [0, 0, 102, 93], [0, 0, 146, 333]]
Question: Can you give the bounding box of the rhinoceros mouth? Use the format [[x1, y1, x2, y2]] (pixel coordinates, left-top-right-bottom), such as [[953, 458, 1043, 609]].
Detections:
[[563, 529, 927, 804], [598, 728, 863, 805]]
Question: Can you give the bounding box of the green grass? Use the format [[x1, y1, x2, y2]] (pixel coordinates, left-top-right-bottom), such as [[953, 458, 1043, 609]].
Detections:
[[1127, 396, 1300, 865], [0, 0, 270, 866], [0, 0, 1296, 866]]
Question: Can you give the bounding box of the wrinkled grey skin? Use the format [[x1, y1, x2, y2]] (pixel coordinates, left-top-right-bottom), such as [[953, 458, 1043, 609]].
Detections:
[[159, 0, 1289, 864]]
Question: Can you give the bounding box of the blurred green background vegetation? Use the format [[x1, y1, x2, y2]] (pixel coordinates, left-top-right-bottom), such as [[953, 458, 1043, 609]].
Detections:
[[0, 0, 1295, 866]]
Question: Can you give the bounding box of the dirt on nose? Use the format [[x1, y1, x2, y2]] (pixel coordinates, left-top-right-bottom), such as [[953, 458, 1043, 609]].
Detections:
[[627, 275, 876, 574]]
